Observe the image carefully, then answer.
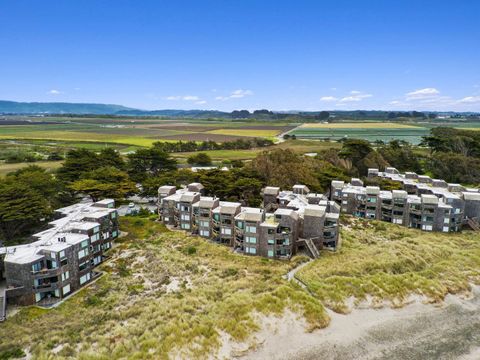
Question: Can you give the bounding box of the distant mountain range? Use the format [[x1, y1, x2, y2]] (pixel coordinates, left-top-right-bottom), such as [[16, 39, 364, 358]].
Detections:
[[0, 100, 478, 119]]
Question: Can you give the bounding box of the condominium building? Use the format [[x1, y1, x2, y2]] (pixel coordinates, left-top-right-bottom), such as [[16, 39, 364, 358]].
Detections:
[[332, 167, 480, 232], [158, 183, 340, 259], [0, 200, 119, 307]]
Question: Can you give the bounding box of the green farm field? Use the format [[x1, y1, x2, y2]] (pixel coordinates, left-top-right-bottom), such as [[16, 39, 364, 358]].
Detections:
[[289, 121, 480, 144]]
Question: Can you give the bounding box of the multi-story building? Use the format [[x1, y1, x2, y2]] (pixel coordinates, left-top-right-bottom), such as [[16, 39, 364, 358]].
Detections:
[[158, 183, 341, 260], [0, 200, 118, 307], [333, 167, 480, 232]]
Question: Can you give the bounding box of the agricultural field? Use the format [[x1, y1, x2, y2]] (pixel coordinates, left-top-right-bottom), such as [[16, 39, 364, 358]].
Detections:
[[289, 121, 480, 144], [0, 117, 294, 147]]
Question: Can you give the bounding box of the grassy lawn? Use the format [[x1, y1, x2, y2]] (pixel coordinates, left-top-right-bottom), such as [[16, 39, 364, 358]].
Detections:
[[297, 216, 480, 313], [0, 160, 63, 177], [0, 217, 326, 359]]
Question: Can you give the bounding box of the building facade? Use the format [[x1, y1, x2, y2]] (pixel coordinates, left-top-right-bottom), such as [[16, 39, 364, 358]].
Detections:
[[331, 167, 480, 232], [0, 200, 119, 307], [158, 183, 340, 259]]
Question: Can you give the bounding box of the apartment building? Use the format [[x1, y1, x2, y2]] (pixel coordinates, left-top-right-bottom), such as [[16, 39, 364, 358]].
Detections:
[[332, 167, 480, 232], [158, 183, 340, 260], [0, 200, 118, 307]]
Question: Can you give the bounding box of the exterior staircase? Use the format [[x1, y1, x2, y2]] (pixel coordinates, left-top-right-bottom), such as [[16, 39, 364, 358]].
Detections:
[[466, 217, 480, 231], [303, 238, 320, 259], [0, 289, 6, 322]]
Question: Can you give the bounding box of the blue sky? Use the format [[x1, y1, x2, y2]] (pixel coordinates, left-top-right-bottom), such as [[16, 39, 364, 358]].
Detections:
[[1, 0, 479, 111]]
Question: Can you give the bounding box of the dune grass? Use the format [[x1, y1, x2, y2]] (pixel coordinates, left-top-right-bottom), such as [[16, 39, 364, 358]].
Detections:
[[0, 216, 327, 359], [297, 216, 480, 313]]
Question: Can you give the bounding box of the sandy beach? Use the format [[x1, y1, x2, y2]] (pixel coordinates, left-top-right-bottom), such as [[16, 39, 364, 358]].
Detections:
[[218, 286, 480, 360]]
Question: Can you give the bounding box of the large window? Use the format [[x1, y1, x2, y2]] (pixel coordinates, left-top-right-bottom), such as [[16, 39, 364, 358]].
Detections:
[[61, 271, 70, 282], [246, 247, 257, 255], [200, 230, 210, 237], [78, 248, 89, 259], [221, 227, 232, 235], [267, 250, 274, 257], [63, 284, 71, 296], [181, 223, 191, 230], [246, 226, 257, 233], [79, 272, 91, 285], [246, 236, 257, 244]]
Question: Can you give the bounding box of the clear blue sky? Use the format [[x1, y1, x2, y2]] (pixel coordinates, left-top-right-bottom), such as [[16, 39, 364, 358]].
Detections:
[[1, 0, 479, 111]]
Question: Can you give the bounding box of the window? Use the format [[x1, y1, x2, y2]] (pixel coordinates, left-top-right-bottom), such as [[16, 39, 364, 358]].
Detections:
[[422, 224, 433, 231], [93, 256, 102, 265], [181, 214, 190, 221], [59, 250, 66, 259], [181, 223, 191, 230], [246, 236, 257, 244], [267, 239, 275, 245], [81, 240, 89, 248], [267, 250, 274, 257], [35, 293, 42, 303], [78, 248, 89, 259], [443, 226, 449, 232], [112, 230, 118, 238], [61, 271, 70, 281], [213, 214, 220, 221], [103, 242, 111, 250], [221, 227, 232, 235], [200, 230, 210, 237], [80, 273, 91, 285], [32, 262, 42, 273], [79, 261, 89, 271], [164, 217, 169, 222], [90, 233, 100, 242], [267, 228, 275, 235], [111, 212, 117, 219], [63, 284, 71, 296], [444, 217, 450, 224], [342, 200, 348, 205], [200, 221, 209, 227], [236, 221, 244, 229], [246, 226, 257, 233], [246, 247, 257, 255], [93, 226, 100, 233]]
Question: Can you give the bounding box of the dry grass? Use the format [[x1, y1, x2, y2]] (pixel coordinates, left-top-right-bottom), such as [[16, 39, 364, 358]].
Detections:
[[0, 160, 63, 177], [297, 216, 480, 313], [0, 217, 327, 359]]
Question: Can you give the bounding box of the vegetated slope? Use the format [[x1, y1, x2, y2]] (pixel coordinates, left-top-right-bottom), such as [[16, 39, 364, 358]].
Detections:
[[297, 216, 480, 313], [0, 216, 326, 359]]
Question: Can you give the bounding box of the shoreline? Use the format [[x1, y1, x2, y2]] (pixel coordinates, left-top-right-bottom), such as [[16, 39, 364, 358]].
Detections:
[[217, 285, 480, 360]]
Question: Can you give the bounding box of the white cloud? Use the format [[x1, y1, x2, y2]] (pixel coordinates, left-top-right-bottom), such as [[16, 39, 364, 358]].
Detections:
[[215, 89, 253, 101], [320, 96, 338, 102], [338, 91, 372, 103], [458, 96, 480, 104], [182, 95, 200, 101], [48, 89, 61, 95], [165, 95, 202, 102], [405, 87, 439, 100], [195, 100, 207, 105]]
